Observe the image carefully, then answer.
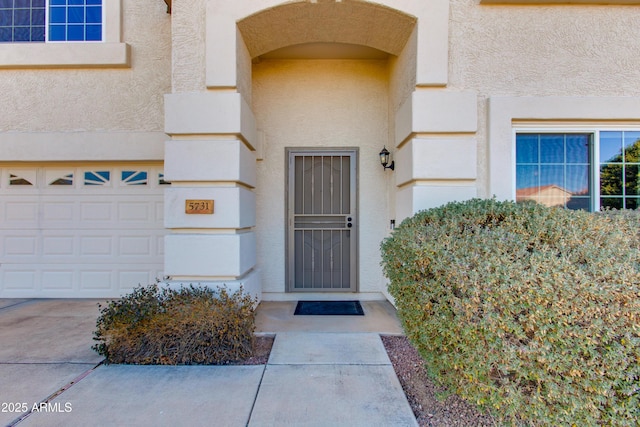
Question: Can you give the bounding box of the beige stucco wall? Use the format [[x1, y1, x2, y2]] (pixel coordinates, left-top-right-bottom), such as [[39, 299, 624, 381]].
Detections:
[[0, 0, 171, 134], [252, 59, 392, 297], [171, 0, 206, 93], [447, 0, 640, 197], [449, 1, 639, 97]]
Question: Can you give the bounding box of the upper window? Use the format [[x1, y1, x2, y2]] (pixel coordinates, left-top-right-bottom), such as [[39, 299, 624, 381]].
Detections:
[[0, 0, 102, 43], [516, 130, 640, 211]]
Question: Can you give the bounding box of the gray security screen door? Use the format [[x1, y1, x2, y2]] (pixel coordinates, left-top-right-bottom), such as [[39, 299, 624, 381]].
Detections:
[[287, 149, 357, 292]]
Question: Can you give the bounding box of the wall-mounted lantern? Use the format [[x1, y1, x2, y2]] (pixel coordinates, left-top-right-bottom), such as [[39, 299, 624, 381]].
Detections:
[[379, 146, 395, 171]]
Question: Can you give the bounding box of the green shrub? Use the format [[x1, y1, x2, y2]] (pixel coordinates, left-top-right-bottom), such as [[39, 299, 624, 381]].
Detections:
[[93, 284, 257, 365], [381, 199, 639, 426]]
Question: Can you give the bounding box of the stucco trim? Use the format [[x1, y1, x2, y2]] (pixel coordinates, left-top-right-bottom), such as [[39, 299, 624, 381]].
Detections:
[[487, 96, 640, 201], [204, 0, 449, 88], [237, 1, 417, 58], [395, 90, 478, 146], [164, 92, 258, 149], [0, 42, 131, 69], [164, 232, 257, 278], [0, 132, 165, 161], [395, 138, 478, 186]]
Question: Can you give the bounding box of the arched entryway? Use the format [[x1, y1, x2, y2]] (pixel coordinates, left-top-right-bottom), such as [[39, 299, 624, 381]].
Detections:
[[236, 1, 417, 299], [163, 0, 476, 303]]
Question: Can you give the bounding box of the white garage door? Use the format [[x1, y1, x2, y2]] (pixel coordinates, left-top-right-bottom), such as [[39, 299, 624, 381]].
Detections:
[[0, 164, 167, 298]]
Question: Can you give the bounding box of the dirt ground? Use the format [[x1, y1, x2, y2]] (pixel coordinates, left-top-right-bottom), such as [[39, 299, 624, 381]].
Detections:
[[381, 335, 496, 427]]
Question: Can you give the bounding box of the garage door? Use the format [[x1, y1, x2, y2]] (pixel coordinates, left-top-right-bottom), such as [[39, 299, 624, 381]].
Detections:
[[0, 164, 167, 298]]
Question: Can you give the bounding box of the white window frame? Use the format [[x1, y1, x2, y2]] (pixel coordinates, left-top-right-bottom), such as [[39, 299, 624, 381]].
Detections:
[[513, 124, 640, 211], [0, 0, 129, 69]]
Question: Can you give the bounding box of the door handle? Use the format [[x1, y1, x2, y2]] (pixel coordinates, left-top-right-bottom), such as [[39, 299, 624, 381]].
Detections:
[[347, 223, 352, 228]]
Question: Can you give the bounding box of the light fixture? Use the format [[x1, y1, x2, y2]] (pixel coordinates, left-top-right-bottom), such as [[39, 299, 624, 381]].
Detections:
[[379, 146, 395, 171]]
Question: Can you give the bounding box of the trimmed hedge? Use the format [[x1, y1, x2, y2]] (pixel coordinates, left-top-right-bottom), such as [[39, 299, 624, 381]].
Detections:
[[93, 284, 257, 365], [381, 199, 639, 426]]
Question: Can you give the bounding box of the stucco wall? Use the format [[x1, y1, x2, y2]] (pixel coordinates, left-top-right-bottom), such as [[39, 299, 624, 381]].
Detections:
[[171, 0, 206, 93], [252, 59, 392, 296], [449, 1, 640, 97], [0, 0, 171, 133], [448, 0, 640, 197]]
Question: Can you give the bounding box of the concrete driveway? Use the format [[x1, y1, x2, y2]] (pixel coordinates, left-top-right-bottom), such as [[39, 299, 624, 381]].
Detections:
[[0, 299, 416, 427]]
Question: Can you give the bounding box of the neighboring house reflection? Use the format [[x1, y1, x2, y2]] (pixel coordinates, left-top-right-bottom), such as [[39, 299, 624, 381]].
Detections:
[[516, 185, 573, 207]]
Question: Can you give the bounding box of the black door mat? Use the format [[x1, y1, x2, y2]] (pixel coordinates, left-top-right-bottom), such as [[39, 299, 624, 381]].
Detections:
[[294, 300, 364, 316]]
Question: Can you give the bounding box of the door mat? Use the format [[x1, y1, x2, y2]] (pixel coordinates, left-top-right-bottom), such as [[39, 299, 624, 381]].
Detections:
[[294, 300, 364, 316]]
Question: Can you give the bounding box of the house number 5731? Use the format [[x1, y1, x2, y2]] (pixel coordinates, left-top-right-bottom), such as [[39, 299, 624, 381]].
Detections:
[[185, 200, 214, 215]]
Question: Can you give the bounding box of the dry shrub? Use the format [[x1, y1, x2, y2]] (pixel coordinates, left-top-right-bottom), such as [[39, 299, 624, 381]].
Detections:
[[93, 284, 257, 365], [381, 199, 639, 426]]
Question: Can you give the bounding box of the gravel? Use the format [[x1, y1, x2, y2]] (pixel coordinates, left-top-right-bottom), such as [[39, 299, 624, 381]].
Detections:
[[234, 335, 274, 365], [381, 335, 496, 427]]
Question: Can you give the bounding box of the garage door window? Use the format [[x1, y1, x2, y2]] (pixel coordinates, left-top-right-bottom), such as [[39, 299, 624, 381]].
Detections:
[[9, 171, 35, 186], [48, 171, 73, 186], [122, 171, 147, 186], [84, 170, 110, 186]]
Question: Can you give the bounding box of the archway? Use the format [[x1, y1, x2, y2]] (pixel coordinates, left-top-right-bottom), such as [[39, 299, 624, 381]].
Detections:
[[237, 1, 418, 298]]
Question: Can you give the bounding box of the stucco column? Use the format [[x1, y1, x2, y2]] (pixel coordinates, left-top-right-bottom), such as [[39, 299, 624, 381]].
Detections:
[[394, 89, 479, 221], [163, 92, 261, 299]]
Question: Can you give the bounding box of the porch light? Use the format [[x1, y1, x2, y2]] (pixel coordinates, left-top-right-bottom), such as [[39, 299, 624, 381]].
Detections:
[[379, 146, 395, 171]]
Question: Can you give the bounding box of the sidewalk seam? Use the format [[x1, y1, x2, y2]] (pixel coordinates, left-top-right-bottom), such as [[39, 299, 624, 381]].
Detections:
[[244, 362, 268, 427], [6, 360, 104, 427]]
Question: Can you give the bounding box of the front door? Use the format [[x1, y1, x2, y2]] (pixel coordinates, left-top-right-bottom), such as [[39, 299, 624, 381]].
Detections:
[[287, 149, 357, 292]]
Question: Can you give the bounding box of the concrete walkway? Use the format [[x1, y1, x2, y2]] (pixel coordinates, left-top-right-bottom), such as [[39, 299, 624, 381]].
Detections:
[[0, 299, 417, 427]]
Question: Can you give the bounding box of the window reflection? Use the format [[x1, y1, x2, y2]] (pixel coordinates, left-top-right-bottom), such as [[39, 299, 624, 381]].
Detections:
[[516, 133, 590, 210]]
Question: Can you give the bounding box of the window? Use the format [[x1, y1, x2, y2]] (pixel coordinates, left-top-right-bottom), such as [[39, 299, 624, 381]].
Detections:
[[0, 1, 126, 68], [0, 0, 45, 42], [84, 170, 110, 186], [516, 130, 640, 211], [121, 171, 148, 186], [0, 0, 102, 43]]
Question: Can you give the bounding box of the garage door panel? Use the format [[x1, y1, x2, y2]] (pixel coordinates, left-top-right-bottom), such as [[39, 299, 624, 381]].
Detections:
[[79, 271, 113, 290], [42, 202, 76, 222], [4, 235, 38, 256], [43, 236, 75, 256], [42, 271, 75, 290], [157, 235, 165, 256], [2, 270, 37, 291], [119, 271, 156, 289], [118, 230, 164, 258], [80, 236, 113, 256], [155, 201, 164, 221], [80, 202, 114, 223], [4, 201, 38, 224], [119, 236, 152, 256], [0, 165, 166, 298], [118, 202, 152, 221], [1, 267, 165, 297]]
